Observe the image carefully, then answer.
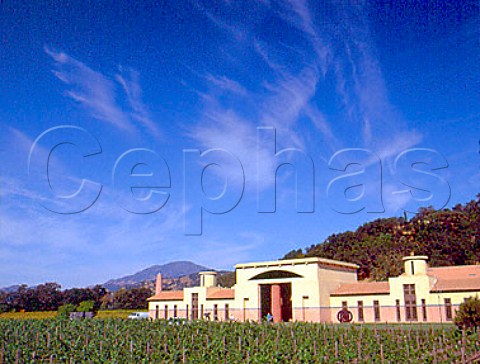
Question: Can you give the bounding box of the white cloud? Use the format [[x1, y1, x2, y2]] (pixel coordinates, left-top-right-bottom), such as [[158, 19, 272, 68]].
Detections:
[[188, 106, 274, 189], [45, 46, 132, 131], [115, 67, 160, 137], [382, 183, 414, 214], [0, 172, 189, 287], [260, 66, 320, 138], [329, 6, 422, 160], [253, 40, 284, 72], [205, 74, 248, 96], [45, 46, 159, 137], [283, 0, 316, 37], [205, 11, 247, 42]]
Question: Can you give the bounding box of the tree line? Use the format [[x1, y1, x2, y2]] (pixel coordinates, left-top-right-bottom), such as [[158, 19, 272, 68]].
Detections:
[[0, 283, 153, 312], [283, 194, 480, 281]]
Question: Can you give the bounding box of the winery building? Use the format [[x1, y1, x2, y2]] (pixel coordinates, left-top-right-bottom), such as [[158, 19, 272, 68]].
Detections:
[[148, 254, 480, 323]]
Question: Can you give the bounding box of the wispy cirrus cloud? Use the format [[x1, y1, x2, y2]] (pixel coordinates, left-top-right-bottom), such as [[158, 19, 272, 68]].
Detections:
[[282, 0, 316, 37], [281, 0, 331, 70], [45, 46, 131, 131], [187, 104, 271, 189], [204, 12, 247, 42], [45, 46, 159, 136], [280, 0, 421, 160], [205, 74, 248, 96], [189, 0, 423, 207], [327, 4, 422, 157], [115, 67, 160, 137], [260, 65, 321, 141], [188, 1, 335, 192], [0, 168, 187, 287]]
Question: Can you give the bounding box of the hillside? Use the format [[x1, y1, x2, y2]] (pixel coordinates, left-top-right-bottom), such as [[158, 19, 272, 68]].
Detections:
[[0, 285, 21, 293], [102, 261, 209, 291], [283, 195, 480, 281]]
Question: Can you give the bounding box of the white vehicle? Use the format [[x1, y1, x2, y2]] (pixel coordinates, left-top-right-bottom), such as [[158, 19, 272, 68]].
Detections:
[[127, 312, 150, 320]]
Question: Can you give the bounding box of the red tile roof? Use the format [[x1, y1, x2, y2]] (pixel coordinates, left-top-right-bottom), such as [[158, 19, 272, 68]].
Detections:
[[427, 265, 480, 280], [147, 291, 183, 301], [331, 281, 390, 296], [206, 288, 235, 300], [428, 265, 480, 292], [431, 277, 480, 293]]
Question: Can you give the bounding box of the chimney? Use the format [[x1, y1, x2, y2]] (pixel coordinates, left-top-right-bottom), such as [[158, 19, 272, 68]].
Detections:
[[155, 273, 163, 294]]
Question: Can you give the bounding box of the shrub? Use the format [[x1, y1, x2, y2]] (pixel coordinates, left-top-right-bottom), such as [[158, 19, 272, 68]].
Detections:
[[77, 300, 95, 313], [454, 296, 480, 330], [57, 303, 76, 319]]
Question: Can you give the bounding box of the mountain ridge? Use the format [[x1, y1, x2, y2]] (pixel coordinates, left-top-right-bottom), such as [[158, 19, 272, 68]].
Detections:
[[102, 261, 210, 291]]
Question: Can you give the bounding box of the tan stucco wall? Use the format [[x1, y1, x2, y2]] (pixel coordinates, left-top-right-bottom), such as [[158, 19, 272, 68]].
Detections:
[[329, 271, 480, 323], [234, 258, 358, 322], [148, 256, 480, 324]]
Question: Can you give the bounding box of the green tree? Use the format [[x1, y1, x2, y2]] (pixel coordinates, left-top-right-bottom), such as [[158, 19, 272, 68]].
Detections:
[[113, 287, 152, 309], [77, 300, 95, 313], [0, 291, 7, 313], [57, 303, 76, 319], [282, 249, 304, 260], [454, 296, 480, 330]]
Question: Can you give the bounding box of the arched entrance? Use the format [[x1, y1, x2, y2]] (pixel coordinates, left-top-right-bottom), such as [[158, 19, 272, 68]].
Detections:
[[250, 270, 302, 323]]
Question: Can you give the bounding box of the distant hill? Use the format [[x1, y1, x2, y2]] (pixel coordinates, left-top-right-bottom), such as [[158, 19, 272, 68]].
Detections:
[[282, 195, 480, 281], [103, 261, 210, 291], [0, 285, 21, 293]]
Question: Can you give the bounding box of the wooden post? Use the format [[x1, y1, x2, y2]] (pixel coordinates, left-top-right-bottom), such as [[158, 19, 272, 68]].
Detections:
[[357, 338, 362, 361]]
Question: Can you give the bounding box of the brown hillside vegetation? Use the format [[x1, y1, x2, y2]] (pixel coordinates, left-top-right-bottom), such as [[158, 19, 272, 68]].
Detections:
[[283, 195, 480, 281]]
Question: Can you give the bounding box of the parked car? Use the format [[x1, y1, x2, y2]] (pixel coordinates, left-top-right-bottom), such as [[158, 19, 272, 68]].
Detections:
[[127, 312, 150, 320]]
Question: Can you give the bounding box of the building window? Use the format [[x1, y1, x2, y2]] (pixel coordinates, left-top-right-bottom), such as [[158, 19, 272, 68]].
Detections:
[[421, 299, 427, 321], [191, 293, 199, 320], [173, 305, 178, 317], [373, 300, 380, 321], [200, 304, 204, 319], [411, 261, 415, 275], [403, 284, 418, 321], [186, 304, 189, 320], [225, 304, 229, 320], [213, 304, 218, 321], [357, 301, 364, 322], [164, 305, 168, 319], [155, 305, 159, 320], [396, 299, 401, 322], [444, 298, 453, 321]]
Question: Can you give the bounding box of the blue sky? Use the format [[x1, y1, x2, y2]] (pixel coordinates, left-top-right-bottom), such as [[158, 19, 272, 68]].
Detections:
[[1, 0, 479, 288]]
